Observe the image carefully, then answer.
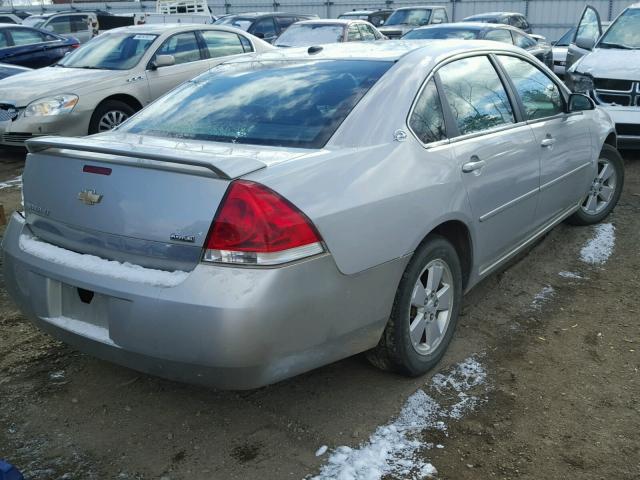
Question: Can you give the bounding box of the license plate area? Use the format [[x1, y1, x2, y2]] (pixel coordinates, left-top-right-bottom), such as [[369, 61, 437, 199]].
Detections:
[[60, 283, 109, 330]]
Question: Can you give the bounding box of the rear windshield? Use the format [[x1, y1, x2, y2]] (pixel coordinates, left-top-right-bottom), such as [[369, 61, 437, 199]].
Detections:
[[22, 15, 46, 28], [274, 24, 345, 47], [403, 27, 478, 40], [122, 59, 392, 148], [386, 8, 431, 26], [464, 16, 500, 23]]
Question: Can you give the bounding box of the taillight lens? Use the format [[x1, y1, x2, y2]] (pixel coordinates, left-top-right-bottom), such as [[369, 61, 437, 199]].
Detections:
[[203, 180, 324, 265]]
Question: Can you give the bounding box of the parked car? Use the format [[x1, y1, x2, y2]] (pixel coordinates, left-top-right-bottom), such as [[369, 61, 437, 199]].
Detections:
[[565, 4, 640, 148], [0, 62, 30, 79], [0, 25, 79, 69], [403, 23, 553, 69], [214, 12, 318, 43], [378, 5, 449, 39], [3, 40, 623, 389], [463, 11, 531, 33], [551, 27, 576, 76], [338, 9, 393, 27], [22, 11, 96, 43], [0, 13, 22, 24], [0, 24, 272, 147], [274, 19, 385, 47]]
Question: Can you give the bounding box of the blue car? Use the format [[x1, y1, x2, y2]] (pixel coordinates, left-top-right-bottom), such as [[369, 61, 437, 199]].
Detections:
[[0, 62, 30, 79], [0, 25, 79, 69]]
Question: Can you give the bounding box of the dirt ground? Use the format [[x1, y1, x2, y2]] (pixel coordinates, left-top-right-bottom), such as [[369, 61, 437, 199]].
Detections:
[[0, 148, 638, 480]]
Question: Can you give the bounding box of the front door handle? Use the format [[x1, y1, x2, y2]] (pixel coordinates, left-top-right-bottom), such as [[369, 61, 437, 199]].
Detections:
[[462, 158, 486, 173], [541, 137, 556, 147]]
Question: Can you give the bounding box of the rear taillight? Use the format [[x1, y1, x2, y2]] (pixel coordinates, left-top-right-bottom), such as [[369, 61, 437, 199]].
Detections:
[[70, 43, 80, 49], [203, 180, 324, 265]]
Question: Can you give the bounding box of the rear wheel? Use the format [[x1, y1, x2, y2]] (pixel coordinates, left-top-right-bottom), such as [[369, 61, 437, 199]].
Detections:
[[367, 236, 463, 376], [89, 100, 136, 134], [567, 144, 624, 226]]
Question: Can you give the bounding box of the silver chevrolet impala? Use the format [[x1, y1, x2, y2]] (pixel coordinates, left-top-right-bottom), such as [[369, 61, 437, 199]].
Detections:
[[2, 41, 624, 389]]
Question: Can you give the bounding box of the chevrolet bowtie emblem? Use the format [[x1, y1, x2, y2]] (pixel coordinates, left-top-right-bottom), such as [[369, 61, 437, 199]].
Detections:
[[78, 189, 103, 206]]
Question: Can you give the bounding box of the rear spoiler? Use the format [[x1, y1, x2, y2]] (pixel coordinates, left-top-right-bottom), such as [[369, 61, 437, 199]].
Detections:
[[26, 136, 267, 180]]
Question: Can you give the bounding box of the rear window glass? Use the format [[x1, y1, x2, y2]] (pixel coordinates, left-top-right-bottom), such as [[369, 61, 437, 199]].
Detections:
[[123, 59, 392, 149]]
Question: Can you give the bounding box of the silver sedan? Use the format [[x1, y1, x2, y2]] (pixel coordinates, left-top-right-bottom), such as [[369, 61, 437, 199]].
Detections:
[[3, 41, 624, 389]]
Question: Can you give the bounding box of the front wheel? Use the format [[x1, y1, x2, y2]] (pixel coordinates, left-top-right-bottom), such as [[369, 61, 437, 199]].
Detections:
[[88, 100, 136, 134], [367, 236, 463, 376], [567, 144, 624, 226]]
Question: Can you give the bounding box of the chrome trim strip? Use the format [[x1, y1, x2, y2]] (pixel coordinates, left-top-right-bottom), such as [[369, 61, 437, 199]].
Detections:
[[479, 202, 579, 277], [479, 187, 538, 222], [539, 162, 591, 191]]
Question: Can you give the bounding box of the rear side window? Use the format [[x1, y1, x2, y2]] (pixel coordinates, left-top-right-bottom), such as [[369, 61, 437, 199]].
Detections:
[[200, 30, 245, 57], [438, 55, 514, 135], [409, 78, 447, 144], [276, 16, 297, 30], [347, 24, 361, 41], [432, 9, 448, 23], [484, 28, 512, 44], [123, 59, 392, 149], [512, 32, 536, 49], [70, 15, 89, 33], [358, 24, 376, 40], [497, 55, 564, 120], [251, 17, 277, 38], [8, 28, 43, 46], [0, 31, 8, 48], [156, 32, 202, 65], [0, 16, 18, 24]]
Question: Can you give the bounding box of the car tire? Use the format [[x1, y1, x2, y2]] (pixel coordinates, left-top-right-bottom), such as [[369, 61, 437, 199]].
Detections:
[[367, 235, 463, 376], [88, 100, 136, 134], [566, 144, 624, 226]]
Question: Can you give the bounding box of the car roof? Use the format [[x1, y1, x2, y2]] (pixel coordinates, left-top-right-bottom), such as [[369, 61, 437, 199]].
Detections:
[[414, 21, 514, 31], [465, 12, 522, 18], [340, 9, 391, 15], [228, 39, 525, 63], [295, 19, 361, 25], [224, 11, 309, 18], [105, 23, 248, 35], [394, 5, 447, 10]]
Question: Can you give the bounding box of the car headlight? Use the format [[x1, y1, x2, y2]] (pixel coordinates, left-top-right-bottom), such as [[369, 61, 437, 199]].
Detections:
[[566, 71, 594, 93], [24, 94, 79, 117]]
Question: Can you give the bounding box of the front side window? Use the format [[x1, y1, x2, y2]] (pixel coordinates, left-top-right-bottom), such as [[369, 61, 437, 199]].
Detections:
[[432, 9, 448, 23], [275, 24, 345, 47], [122, 59, 392, 149], [8, 28, 43, 46], [347, 25, 361, 41], [599, 7, 640, 49], [0, 32, 8, 48], [497, 55, 564, 120], [512, 32, 536, 49], [409, 78, 447, 144], [47, 16, 72, 35], [251, 17, 277, 38], [556, 27, 576, 46], [58, 32, 157, 70], [385, 8, 431, 27], [200, 30, 245, 58], [484, 28, 512, 44], [156, 32, 202, 65], [576, 7, 601, 46], [69, 15, 89, 33], [438, 55, 514, 135], [358, 24, 376, 40]]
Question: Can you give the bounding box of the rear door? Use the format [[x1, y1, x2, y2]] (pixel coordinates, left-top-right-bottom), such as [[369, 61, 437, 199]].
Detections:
[[41, 31, 72, 65], [566, 5, 602, 70], [495, 54, 593, 223], [437, 54, 540, 270], [146, 31, 209, 100]]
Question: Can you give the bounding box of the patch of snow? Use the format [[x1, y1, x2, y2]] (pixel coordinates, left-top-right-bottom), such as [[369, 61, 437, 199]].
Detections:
[[310, 357, 487, 480], [19, 235, 188, 288], [558, 271, 582, 279], [531, 286, 555, 310], [580, 223, 615, 265], [0, 175, 22, 190], [315, 446, 328, 457], [49, 370, 65, 381]]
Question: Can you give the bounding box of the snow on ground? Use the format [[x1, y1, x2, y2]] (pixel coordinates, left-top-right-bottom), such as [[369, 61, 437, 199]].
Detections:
[[310, 357, 488, 480], [0, 175, 22, 190], [580, 223, 615, 265], [531, 286, 555, 310], [558, 271, 583, 279], [19, 235, 188, 288]]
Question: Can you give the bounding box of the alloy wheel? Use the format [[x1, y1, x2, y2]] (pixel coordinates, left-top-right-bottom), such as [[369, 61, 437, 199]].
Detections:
[[98, 110, 129, 132], [581, 157, 617, 216]]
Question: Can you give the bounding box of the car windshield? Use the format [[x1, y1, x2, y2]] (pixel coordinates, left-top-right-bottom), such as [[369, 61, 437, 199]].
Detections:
[[122, 59, 392, 148], [214, 16, 253, 31], [57, 32, 158, 70], [274, 24, 344, 47], [403, 27, 478, 40], [555, 27, 576, 46], [22, 15, 46, 28], [385, 8, 431, 27], [599, 8, 640, 49]]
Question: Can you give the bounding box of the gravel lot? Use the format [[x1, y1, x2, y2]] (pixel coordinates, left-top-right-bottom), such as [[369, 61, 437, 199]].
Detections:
[[0, 149, 638, 480]]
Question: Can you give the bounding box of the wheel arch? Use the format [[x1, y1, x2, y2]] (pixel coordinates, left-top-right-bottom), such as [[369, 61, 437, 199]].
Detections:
[[97, 94, 144, 112]]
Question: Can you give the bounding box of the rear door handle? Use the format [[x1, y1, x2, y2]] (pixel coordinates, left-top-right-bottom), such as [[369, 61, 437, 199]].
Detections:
[[462, 159, 486, 173], [541, 137, 556, 147]]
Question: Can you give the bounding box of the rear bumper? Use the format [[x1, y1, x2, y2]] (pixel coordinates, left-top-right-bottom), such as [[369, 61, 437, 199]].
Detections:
[[0, 108, 92, 147], [2, 213, 405, 389]]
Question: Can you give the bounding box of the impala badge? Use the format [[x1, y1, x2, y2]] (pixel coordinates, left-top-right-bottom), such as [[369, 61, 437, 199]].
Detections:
[[78, 189, 103, 206]]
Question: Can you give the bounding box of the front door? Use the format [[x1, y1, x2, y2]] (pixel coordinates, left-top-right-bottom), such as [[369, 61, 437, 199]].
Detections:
[[437, 55, 540, 270], [566, 5, 602, 70], [496, 54, 593, 223]]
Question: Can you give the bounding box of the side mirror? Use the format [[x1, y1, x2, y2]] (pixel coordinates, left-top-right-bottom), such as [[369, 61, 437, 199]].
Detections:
[[575, 35, 596, 50], [254, 31, 265, 39], [568, 93, 595, 112], [150, 54, 175, 70]]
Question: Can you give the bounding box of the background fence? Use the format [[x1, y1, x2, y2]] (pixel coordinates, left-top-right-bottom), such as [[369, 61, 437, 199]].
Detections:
[[1, 0, 633, 40]]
